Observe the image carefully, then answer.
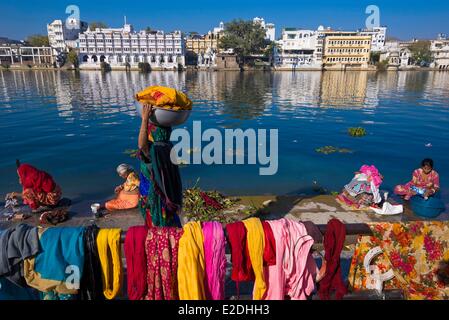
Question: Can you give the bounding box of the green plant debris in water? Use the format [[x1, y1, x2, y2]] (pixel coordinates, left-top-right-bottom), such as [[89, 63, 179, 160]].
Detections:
[[124, 149, 139, 158], [315, 146, 353, 155], [348, 127, 367, 137]]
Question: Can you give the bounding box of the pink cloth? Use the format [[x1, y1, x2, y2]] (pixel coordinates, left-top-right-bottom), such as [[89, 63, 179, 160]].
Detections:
[[360, 165, 382, 188], [202, 221, 227, 300], [265, 218, 317, 300]]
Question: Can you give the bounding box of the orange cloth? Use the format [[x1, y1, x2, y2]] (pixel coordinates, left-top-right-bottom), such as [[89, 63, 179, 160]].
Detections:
[[135, 86, 192, 111], [105, 191, 139, 211]]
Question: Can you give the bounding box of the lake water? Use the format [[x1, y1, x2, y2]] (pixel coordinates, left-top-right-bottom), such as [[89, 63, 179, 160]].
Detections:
[[1, 70, 448, 211]]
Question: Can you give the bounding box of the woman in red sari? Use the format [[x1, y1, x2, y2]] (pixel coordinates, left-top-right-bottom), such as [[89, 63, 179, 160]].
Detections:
[[7, 161, 62, 211]]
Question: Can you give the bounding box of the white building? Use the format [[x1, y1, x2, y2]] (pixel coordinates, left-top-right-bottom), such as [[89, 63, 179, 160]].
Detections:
[[430, 35, 449, 69], [47, 19, 88, 53], [381, 41, 412, 69], [253, 17, 276, 41], [78, 23, 185, 70], [274, 27, 322, 70], [359, 27, 387, 52]]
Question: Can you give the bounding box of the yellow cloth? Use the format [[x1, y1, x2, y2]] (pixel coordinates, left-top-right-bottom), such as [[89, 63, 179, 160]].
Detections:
[[96, 228, 123, 300], [135, 86, 192, 111], [242, 217, 266, 300], [123, 171, 140, 192], [177, 221, 206, 300]]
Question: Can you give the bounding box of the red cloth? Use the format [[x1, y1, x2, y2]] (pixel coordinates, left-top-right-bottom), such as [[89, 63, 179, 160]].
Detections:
[[226, 222, 254, 282], [145, 226, 183, 300], [261, 221, 276, 266], [17, 164, 56, 194], [124, 226, 148, 300], [318, 219, 348, 300]]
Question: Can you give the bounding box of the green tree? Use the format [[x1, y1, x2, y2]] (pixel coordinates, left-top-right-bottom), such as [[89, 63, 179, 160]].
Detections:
[[89, 22, 108, 30], [219, 19, 268, 62], [370, 51, 381, 64], [408, 40, 432, 66], [67, 49, 79, 68], [25, 34, 49, 47], [263, 41, 279, 62], [145, 27, 153, 33]]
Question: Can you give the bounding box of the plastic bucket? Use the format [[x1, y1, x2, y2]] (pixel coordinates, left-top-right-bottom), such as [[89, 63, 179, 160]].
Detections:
[[410, 194, 445, 218]]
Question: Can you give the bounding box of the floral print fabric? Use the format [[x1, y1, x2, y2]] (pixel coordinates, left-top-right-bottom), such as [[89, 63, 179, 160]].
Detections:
[[145, 226, 183, 300], [348, 221, 449, 300]]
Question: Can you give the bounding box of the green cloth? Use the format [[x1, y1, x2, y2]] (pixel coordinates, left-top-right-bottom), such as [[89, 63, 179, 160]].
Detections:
[[139, 125, 182, 227]]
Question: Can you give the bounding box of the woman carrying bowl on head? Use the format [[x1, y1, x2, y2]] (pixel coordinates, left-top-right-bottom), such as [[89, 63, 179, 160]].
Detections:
[[136, 99, 185, 227]]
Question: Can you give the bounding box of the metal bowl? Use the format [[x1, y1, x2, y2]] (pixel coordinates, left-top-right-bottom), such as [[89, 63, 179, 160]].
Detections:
[[135, 101, 191, 127]]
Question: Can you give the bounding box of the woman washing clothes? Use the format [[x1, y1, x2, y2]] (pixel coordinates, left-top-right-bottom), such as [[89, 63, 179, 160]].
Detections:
[[104, 164, 140, 211], [395, 158, 440, 200], [6, 161, 62, 212], [137, 103, 183, 227]]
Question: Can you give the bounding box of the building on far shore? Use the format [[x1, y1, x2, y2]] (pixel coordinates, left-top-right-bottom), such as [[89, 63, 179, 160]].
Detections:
[[215, 52, 240, 70], [185, 22, 224, 67], [78, 23, 185, 70], [381, 41, 412, 69], [47, 19, 88, 53], [358, 26, 387, 52], [273, 27, 322, 70], [430, 34, 449, 70], [253, 17, 276, 42], [0, 45, 54, 67], [322, 30, 373, 70]]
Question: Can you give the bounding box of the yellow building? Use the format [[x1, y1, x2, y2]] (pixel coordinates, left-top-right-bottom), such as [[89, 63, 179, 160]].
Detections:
[[322, 32, 372, 70], [186, 32, 221, 55]]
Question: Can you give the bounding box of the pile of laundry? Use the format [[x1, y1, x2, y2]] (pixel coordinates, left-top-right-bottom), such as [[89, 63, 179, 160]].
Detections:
[[0, 217, 349, 300], [3, 195, 31, 221], [336, 164, 403, 215], [0, 224, 121, 300]]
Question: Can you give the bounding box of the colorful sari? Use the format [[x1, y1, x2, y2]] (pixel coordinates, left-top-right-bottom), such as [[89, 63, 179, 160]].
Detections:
[[105, 172, 140, 211], [139, 124, 183, 227], [18, 164, 62, 210], [394, 168, 440, 200]]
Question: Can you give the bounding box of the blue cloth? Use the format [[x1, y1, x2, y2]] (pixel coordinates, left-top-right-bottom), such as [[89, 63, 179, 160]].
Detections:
[[34, 227, 85, 283], [0, 276, 40, 300], [139, 171, 150, 196]]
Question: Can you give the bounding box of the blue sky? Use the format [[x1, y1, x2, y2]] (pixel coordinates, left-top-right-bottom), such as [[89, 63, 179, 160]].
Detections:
[[1, 0, 448, 40]]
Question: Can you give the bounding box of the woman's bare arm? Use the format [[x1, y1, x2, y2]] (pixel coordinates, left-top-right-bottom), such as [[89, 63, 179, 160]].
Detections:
[[138, 104, 153, 156]]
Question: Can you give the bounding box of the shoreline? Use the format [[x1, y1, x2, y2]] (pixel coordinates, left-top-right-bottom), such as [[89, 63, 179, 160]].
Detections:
[[1, 194, 446, 233], [2, 66, 449, 72]]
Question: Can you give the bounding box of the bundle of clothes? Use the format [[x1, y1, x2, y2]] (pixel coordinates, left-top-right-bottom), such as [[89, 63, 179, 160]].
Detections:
[[0, 217, 349, 300], [336, 165, 384, 210]]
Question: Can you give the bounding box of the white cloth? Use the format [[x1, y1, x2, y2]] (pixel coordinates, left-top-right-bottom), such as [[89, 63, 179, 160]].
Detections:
[[371, 202, 403, 215]]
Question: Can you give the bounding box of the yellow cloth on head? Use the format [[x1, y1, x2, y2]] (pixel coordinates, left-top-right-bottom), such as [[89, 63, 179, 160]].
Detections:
[[177, 221, 206, 300], [96, 228, 123, 300], [242, 217, 266, 300], [135, 86, 192, 111]]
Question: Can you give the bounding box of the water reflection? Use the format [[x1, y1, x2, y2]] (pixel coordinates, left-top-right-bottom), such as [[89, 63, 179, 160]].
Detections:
[[1, 70, 449, 120], [1, 70, 449, 205]]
